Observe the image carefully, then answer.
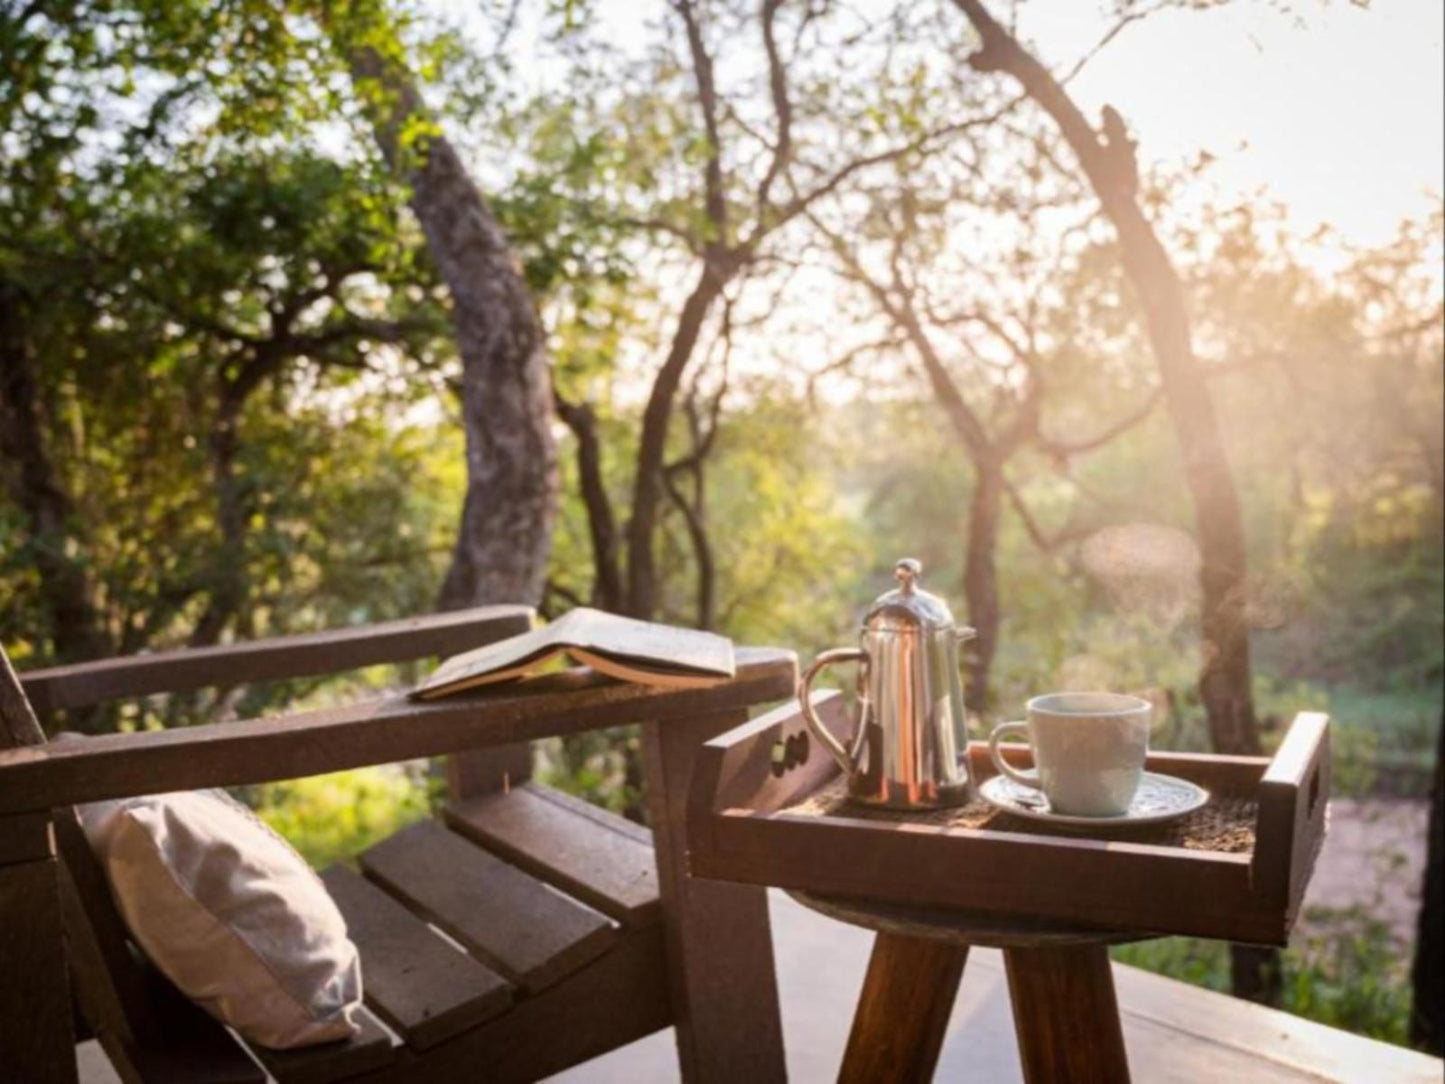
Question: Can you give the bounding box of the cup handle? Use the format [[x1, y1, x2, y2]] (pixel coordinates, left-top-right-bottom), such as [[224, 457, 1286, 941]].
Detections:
[[988, 721, 1042, 789]]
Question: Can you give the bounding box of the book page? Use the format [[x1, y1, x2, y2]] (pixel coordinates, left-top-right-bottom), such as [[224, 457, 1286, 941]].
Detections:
[[413, 617, 561, 697], [556, 609, 735, 679], [568, 647, 727, 689], [413, 608, 735, 699]]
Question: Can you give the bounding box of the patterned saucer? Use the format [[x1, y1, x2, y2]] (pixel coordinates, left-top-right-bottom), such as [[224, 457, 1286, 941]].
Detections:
[[978, 771, 1210, 828]]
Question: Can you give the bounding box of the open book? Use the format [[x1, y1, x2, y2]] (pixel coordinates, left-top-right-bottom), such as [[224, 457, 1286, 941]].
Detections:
[[412, 607, 736, 699]]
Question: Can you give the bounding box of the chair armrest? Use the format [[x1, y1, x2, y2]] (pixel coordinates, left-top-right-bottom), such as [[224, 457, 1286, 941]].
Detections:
[[20, 606, 535, 712], [0, 646, 798, 814]]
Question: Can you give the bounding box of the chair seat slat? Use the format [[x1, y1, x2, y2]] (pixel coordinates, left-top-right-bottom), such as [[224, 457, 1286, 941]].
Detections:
[[360, 821, 617, 994], [250, 1005, 394, 1084], [446, 782, 660, 926], [321, 865, 514, 1051]]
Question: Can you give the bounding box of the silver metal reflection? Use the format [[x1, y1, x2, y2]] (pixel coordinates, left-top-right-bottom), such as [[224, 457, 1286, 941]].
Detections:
[[798, 558, 976, 809]]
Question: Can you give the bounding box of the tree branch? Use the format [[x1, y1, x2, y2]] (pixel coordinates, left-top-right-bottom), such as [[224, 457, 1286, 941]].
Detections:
[[1036, 386, 1163, 459], [755, 0, 793, 217], [805, 335, 907, 407], [812, 215, 994, 457], [615, 215, 702, 253], [1002, 472, 1093, 555], [674, 0, 728, 239], [749, 108, 1010, 253]]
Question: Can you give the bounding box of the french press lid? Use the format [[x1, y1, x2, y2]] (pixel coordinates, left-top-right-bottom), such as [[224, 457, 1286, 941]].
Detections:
[[863, 558, 956, 632]]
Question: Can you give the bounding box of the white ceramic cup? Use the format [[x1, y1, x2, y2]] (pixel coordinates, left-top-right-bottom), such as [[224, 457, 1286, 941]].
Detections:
[[987, 692, 1152, 817]]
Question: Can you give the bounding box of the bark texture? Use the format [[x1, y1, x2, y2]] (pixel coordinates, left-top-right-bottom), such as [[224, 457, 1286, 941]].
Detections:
[[348, 47, 557, 610]]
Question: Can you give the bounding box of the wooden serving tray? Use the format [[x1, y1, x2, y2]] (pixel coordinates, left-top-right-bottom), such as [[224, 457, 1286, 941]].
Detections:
[[687, 692, 1331, 946]]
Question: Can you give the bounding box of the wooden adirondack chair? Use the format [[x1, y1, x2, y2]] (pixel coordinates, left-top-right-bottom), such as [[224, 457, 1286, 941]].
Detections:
[[0, 606, 795, 1084]]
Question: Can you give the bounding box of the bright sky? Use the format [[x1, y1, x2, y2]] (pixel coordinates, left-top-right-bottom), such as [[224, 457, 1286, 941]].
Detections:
[[1025, 0, 1444, 249], [439, 0, 1443, 400], [483, 0, 1443, 249]]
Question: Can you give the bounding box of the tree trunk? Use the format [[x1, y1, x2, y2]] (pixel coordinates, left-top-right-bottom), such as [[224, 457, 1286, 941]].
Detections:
[[950, 0, 1270, 1002], [962, 458, 1003, 713], [0, 284, 109, 666], [625, 263, 729, 619], [190, 385, 248, 648], [346, 46, 557, 610], [1410, 713, 1444, 1053], [1112, 214, 1259, 757], [950, 0, 1259, 759], [664, 463, 715, 630], [555, 393, 624, 612]]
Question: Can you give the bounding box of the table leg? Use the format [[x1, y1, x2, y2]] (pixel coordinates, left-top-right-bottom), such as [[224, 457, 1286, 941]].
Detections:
[[1003, 943, 1130, 1084], [838, 932, 968, 1084]]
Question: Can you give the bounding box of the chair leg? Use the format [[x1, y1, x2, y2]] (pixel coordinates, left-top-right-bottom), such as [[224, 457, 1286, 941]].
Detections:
[[838, 932, 968, 1084], [1003, 943, 1131, 1084], [0, 854, 78, 1084], [643, 709, 786, 1084]]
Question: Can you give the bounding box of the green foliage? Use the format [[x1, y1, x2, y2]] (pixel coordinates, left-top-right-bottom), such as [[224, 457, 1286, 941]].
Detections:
[[1287, 907, 1415, 1045], [0, 0, 453, 686], [1113, 907, 1416, 1046], [1, 0, 1440, 1051], [249, 764, 438, 870], [536, 726, 645, 819], [1111, 937, 1232, 994]]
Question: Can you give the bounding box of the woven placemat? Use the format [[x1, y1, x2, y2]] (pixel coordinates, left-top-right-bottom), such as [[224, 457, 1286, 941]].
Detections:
[[783, 776, 1257, 853]]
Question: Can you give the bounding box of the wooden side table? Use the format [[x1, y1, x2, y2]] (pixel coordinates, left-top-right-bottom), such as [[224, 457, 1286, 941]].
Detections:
[[792, 892, 1152, 1084], [688, 703, 1330, 1079]]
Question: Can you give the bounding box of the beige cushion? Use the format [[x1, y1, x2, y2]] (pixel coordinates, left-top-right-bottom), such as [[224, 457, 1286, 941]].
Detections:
[[78, 788, 362, 1050]]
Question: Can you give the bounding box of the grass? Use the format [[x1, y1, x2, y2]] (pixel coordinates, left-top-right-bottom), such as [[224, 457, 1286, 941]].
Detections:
[[1323, 686, 1441, 797], [1252, 680, 1440, 797], [1113, 908, 1416, 1047]]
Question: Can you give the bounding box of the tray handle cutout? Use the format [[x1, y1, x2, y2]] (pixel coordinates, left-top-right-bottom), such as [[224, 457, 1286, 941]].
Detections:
[[770, 731, 810, 778]]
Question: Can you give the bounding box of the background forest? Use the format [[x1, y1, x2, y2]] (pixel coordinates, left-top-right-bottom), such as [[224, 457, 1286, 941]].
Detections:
[[2, 0, 1441, 1056]]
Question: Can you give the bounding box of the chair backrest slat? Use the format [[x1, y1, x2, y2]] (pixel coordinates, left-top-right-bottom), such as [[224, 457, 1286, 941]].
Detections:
[[20, 605, 533, 713], [0, 645, 46, 749]]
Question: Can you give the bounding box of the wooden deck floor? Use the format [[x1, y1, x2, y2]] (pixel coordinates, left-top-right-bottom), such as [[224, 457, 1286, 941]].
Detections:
[[547, 891, 1443, 1084], [77, 889, 1441, 1082]]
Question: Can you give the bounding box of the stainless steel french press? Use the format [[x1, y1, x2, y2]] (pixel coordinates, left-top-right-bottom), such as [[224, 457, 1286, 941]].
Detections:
[[797, 558, 976, 809]]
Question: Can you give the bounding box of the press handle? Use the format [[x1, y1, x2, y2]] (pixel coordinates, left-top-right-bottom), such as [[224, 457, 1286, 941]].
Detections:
[[988, 721, 1042, 788], [797, 648, 867, 777]]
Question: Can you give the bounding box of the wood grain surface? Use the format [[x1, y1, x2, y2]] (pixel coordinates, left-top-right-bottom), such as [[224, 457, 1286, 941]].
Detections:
[[644, 707, 787, 1084], [446, 781, 660, 926], [689, 708, 1330, 944], [1004, 943, 1131, 1084], [321, 865, 514, 1049], [838, 932, 968, 1084], [0, 858, 77, 1084], [360, 820, 616, 993], [250, 1006, 395, 1084], [19, 606, 534, 712], [0, 647, 797, 814]]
